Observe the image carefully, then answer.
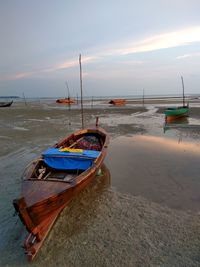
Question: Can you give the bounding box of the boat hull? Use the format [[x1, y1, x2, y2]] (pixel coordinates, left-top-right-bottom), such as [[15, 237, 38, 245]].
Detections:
[[56, 98, 75, 104], [164, 106, 189, 121], [0, 100, 13, 107], [109, 99, 126, 106]]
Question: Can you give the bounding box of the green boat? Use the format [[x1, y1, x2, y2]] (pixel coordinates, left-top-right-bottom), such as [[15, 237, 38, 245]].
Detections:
[[164, 106, 189, 117], [164, 76, 189, 120]]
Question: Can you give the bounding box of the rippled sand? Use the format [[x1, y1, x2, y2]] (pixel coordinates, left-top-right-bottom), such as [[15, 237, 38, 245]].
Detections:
[[1, 100, 200, 266]]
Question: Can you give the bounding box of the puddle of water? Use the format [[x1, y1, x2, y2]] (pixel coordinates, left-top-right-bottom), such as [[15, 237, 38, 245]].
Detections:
[[105, 135, 200, 211]]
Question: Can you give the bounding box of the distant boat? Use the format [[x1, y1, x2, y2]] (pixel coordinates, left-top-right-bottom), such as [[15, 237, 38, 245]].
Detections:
[[57, 82, 76, 105], [56, 97, 76, 104], [164, 106, 189, 122], [0, 100, 13, 107], [109, 99, 126, 106], [164, 76, 189, 121]]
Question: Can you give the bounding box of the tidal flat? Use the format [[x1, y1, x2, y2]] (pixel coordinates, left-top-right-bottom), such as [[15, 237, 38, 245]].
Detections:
[[1, 99, 200, 267]]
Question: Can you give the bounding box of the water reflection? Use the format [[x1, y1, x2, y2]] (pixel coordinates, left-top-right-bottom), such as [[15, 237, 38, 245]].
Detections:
[[106, 135, 200, 211], [163, 116, 200, 143], [163, 117, 189, 133], [165, 115, 189, 124]]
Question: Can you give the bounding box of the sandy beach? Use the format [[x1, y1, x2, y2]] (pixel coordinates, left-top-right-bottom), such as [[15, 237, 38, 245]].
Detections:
[[1, 98, 200, 266]]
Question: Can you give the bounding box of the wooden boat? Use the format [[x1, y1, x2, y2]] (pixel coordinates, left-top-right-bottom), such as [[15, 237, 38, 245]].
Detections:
[[164, 76, 189, 121], [13, 126, 109, 261], [56, 97, 76, 104], [164, 106, 189, 122], [0, 100, 13, 107], [109, 99, 126, 106]]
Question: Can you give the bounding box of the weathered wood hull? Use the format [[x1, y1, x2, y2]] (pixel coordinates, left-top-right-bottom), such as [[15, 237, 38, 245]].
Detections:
[[13, 127, 109, 261]]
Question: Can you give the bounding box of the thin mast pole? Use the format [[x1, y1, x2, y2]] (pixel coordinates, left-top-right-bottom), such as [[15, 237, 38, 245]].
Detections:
[[79, 54, 84, 128], [142, 89, 145, 106], [65, 81, 70, 100], [91, 96, 94, 108], [23, 92, 27, 106], [181, 76, 185, 106]]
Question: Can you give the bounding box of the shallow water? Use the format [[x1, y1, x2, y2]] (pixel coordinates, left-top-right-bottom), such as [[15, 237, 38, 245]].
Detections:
[[106, 135, 200, 211], [1, 101, 200, 266]]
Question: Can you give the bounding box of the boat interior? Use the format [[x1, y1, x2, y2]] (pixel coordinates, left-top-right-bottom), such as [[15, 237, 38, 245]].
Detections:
[[27, 164, 87, 183], [29, 160, 82, 182], [57, 133, 104, 151], [26, 133, 105, 182]]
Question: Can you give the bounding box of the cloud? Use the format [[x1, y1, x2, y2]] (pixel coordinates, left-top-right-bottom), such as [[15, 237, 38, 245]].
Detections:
[[121, 60, 144, 65], [48, 56, 97, 72], [176, 54, 191, 59], [107, 26, 200, 56], [1, 26, 200, 81], [176, 52, 200, 59], [0, 71, 37, 80], [0, 56, 97, 81]]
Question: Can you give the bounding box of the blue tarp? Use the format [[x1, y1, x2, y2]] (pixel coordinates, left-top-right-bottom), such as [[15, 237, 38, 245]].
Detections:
[[42, 148, 100, 170]]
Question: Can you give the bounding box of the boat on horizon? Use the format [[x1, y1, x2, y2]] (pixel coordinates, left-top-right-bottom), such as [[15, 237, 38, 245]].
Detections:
[[56, 97, 76, 104], [164, 76, 189, 122], [0, 100, 13, 107], [109, 99, 126, 106]]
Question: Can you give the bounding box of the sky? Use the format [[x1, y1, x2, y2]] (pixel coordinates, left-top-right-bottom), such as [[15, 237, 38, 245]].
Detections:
[[0, 0, 200, 97]]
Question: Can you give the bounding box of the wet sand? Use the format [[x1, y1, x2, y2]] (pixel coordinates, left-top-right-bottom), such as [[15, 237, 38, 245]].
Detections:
[[1, 99, 200, 266]]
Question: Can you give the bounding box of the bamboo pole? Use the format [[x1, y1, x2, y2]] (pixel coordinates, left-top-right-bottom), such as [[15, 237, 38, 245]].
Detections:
[[142, 89, 145, 106], [79, 54, 84, 129], [23, 92, 27, 106], [181, 76, 185, 107]]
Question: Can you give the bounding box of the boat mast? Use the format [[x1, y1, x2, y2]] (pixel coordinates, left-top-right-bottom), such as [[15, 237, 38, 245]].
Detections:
[[79, 54, 84, 129], [65, 81, 70, 101], [142, 89, 145, 106], [181, 76, 185, 106], [23, 92, 27, 106]]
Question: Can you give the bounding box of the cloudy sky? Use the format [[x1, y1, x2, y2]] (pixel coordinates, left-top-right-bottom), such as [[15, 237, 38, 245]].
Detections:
[[0, 0, 200, 97]]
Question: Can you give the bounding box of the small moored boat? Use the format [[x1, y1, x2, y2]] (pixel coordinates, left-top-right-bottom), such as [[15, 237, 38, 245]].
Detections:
[[13, 126, 109, 261], [56, 98, 76, 104], [0, 100, 13, 107], [109, 99, 126, 106], [164, 105, 189, 121], [164, 76, 189, 122]]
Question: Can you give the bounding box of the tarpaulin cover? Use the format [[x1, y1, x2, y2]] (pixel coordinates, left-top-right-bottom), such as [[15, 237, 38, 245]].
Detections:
[[42, 148, 100, 170]]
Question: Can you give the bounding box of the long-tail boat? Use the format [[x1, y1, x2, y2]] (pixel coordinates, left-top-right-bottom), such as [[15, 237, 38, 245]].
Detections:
[[56, 97, 76, 104], [56, 81, 76, 105], [164, 76, 189, 122], [109, 99, 126, 106], [0, 100, 13, 107], [13, 126, 109, 261]]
